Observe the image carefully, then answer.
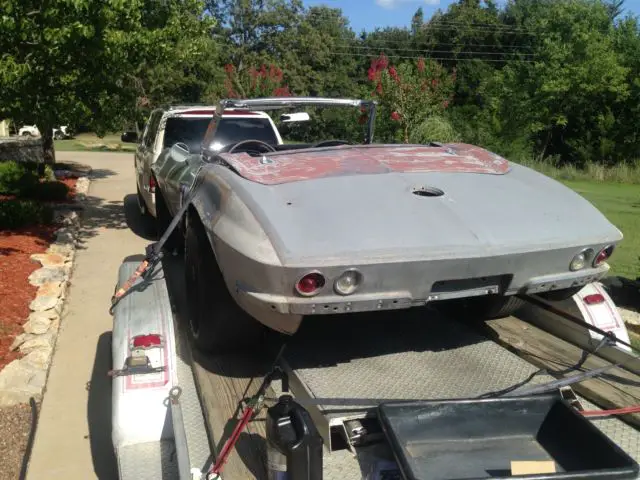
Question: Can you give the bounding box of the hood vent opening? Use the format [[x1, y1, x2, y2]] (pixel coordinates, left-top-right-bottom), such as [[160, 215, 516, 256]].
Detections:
[[412, 186, 444, 197]]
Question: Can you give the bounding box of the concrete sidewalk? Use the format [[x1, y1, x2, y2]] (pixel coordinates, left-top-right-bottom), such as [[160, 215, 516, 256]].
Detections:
[[27, 152, 156, 480]]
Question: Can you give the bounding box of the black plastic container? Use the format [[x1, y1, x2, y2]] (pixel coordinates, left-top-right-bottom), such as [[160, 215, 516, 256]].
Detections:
[[378, 394, 639, 480]]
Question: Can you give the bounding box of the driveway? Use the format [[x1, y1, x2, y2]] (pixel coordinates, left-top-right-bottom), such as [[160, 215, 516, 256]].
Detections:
[[26, 151, 155, 480]]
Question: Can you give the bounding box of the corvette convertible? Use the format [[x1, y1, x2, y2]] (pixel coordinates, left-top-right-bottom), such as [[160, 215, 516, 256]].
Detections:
[[150, 97, 623, 353]]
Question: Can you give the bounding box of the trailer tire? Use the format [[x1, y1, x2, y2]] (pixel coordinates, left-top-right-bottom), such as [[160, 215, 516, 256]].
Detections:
[[184, 214, 266, 353], [155, 186, 183, 253]]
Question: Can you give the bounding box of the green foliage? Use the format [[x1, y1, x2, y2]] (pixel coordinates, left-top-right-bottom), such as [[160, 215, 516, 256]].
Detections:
[[0, 161, 39, 195], [0, 199, 53, 229], [0, 0, 218, 161], [409, 115, 460, 144], [366, 54, 455, 143]]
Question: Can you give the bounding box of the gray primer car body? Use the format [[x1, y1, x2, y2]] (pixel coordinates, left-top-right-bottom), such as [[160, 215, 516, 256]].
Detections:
[[152, 97, 623, 335]]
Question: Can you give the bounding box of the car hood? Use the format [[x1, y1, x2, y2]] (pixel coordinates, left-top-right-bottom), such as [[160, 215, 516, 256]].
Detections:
[[218, 161, 622, 266]]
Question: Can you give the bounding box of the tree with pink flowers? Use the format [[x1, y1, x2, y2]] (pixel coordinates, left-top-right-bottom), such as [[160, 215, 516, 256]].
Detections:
[[223, 63, 292, 99], [367, 54, 455, 143]]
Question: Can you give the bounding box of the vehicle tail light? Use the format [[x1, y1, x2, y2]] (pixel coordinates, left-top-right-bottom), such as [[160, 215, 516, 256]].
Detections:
[[132, 334, 163, 349], [334, 270, 362, 296], [295, 272, 325, 297], [569, 252, 587, 271], [149, 176, 156, 194], [593, 245, 614, 267], [583, 293, 605, 305]]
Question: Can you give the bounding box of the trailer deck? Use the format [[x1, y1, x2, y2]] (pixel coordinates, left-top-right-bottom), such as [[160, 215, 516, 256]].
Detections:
[[114, 257, 640, 480]]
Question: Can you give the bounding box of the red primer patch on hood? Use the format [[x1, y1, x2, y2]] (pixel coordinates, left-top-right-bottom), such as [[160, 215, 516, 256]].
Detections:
[[218, 143, 510, 185]]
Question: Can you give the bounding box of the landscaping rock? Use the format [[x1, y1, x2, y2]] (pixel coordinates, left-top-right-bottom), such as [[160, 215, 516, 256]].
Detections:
[[23, 312, 56, 335], [48, 243, 74, 257], [22, 348, 53, 371], [28, 267, 66, 286], [55, 228, 75, 245], [9, 334, 27, 352], [30, 253, 65, 268], [18, 333, 54, 355], [29, 294, 59, 312], [0, 361, 38, 391]]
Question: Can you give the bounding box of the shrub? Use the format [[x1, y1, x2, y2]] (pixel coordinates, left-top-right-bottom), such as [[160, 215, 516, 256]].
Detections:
[[409, 115, 460, 144], [0, 199, 53, 229], [0, 161, 39, 195], [24, 181, 70, 201]]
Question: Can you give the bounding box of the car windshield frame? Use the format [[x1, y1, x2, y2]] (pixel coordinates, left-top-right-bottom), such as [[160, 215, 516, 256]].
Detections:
[[214, 97, 378, 145]]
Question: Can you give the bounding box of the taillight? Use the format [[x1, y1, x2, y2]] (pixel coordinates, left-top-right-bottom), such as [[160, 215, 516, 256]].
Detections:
[[132, 334, 162, 349], [593, 245, 615, 267], [295, 272, 325, 297], [334, 270, 362, 296], [583, 293, 605, 305], [149, 176, 156, 193]]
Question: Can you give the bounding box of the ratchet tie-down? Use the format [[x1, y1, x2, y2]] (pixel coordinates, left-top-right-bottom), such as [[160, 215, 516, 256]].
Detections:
[[109, 185, 196, 315], [206, 346, 289, 480]]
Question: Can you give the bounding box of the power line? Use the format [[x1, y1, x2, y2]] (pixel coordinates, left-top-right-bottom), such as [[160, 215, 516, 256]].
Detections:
[[331, 45, 536, 57], [279, 49, 536, 63]]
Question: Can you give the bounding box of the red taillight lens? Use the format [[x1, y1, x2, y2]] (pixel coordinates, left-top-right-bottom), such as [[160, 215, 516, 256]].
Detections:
[[295, 272, 325, 297], [149, 176, 157, 193], [132, 334, 162, 349], [593, 245, 614, 267], [583, 293, 605, 305]]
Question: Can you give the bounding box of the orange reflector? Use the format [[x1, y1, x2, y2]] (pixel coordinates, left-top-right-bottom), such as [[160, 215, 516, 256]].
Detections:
[[583, 293, 605, 305]]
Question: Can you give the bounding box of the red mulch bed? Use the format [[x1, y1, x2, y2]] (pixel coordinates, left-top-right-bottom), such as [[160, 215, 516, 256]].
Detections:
[[0, 226, 57, 370], [0, 175, 78, 370]]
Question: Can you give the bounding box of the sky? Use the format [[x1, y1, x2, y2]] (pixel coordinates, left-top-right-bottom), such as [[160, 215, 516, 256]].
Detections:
[[303, 0, 640, 33]]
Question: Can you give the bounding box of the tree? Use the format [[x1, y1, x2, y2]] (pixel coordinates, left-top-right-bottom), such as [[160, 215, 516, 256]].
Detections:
[[0, 0, 216, 164], [221, 63, 292, 98], [367, 54, 455, 143]]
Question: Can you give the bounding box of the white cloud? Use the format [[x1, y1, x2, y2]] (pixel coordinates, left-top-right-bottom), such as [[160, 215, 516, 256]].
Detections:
[[375, 0, 440, 9]]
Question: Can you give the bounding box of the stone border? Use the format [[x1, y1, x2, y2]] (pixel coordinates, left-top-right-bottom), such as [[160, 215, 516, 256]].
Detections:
[[0, 170, 91, 406]]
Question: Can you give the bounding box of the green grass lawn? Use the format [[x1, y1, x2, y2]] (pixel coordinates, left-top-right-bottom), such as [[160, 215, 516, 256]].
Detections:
[[561, 180, 640, 280], [55, 132, 136, 152]]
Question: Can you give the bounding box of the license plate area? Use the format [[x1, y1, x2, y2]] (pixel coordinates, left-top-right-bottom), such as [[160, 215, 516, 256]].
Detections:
[[429, 275, 512, 301]]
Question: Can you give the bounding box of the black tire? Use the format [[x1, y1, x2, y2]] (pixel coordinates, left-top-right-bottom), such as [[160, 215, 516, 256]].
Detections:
[[538, 286, 582, 302], [184, 213, 266, 353], [437, 295, 525, 320], [154, 186, 183, 253], [54, 131, 64, 140]]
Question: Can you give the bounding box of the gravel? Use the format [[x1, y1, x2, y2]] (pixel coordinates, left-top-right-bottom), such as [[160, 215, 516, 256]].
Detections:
[[0, 402, 37, 480]]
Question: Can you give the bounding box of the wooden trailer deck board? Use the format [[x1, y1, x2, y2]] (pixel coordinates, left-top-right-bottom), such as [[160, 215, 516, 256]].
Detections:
[[191, 353, 274, 480], [484, 315, 640, 428]]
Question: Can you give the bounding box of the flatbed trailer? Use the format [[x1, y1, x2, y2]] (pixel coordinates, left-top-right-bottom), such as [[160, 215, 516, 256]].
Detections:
[[111, 254, 640, 480]]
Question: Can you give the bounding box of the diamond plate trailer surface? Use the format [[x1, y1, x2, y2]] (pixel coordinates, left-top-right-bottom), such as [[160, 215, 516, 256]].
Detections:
[[272, 308, 640, 480]]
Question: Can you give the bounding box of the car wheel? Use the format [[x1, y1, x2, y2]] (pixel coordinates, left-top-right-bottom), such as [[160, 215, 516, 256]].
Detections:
[[437, 295, 525, 321], [538, 286, 582, 302], [54, 131, 64, 140], [184, 213, 266, 353], [155, 186, 183, 253], [21, 131, 32, 137]]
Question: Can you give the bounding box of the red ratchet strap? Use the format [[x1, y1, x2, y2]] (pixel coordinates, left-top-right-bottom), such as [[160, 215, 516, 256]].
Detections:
[[209, 406, 255, 477], [112, 260, 149, 303], [581, 405, 640, 417]]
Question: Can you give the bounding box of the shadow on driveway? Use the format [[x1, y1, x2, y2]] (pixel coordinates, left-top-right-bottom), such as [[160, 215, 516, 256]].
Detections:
[[87, 332, 118, 479]]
